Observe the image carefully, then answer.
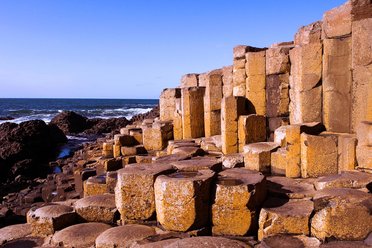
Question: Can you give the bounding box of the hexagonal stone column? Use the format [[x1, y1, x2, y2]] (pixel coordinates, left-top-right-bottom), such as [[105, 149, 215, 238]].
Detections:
[[243, 142, 279, 173], [27, 205, 76, 237], [211, 168, 266, 236], [74, 194, 117, 224], [95, 224, 156, 248], [154, 170, 215, 232], [258, 198, 314, 240], [115, 163, 174, 223], [166, 237, 250, 248]]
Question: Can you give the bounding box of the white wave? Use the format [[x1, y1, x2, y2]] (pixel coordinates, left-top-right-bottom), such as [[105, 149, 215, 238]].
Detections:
[[66, 135, 89, 141]]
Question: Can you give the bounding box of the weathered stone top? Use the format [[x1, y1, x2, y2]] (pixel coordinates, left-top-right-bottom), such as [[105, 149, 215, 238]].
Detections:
[[118, 163, 174, 176], [262, 198, 314, 216], [259, 234, 321, 248], [314, 171, 372, 190], [95, 224, 156, 247], [31, 204, 74, 219], [267, 176, 316, 199], [243, 142, 280, 153], [157, 169, 215, 183], [86, 175, 106, 185], [218, 168, 265, 186], [74, 194, 115, 209], [166, 236, 250, 248], [171, 157, 222, 172], [0, 224, 32, 245], [152, 154, 191, 163]]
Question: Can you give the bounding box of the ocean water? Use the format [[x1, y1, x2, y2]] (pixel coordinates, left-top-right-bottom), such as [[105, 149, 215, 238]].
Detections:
[[0, 98, 158, 124]]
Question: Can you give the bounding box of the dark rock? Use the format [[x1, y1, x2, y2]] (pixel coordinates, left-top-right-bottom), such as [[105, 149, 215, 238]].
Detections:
[[50, 111, 88, 134], [130, 105, 160, 123], [0, 116, 15, 121], [84, 117, 130, 135]]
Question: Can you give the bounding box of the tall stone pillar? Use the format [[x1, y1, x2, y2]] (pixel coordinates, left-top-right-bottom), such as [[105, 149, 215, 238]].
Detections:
[[181, 87, 205, 139], [159, 88, 181, 122]]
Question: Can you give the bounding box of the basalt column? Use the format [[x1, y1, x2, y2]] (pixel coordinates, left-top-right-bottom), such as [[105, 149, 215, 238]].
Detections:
[[181, 87, 206, 139], [159, 88, 181, 122], [204, 69, 223, 137]]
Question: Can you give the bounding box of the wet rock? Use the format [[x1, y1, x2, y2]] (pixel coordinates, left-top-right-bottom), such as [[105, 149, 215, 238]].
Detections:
[[212, 168, 266, 236], [258, 198, 314, 240], [51, 222, 111, 248], [74, 194, 117, 224], [154, 170, 215, 231], [95, 224, 156, 248], [27, 204, 76, 236]]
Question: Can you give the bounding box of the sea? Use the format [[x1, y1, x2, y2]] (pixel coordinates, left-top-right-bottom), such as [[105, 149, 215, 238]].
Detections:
[[0, 98, 159, 125]]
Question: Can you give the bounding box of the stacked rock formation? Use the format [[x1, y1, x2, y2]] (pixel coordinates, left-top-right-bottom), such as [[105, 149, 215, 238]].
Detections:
[[1, 1, 371, 247]]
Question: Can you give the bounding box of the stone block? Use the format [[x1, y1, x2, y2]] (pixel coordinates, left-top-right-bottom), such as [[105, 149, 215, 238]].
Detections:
[[160, 88, 181, 122], [181, 87, 205, 139], [171, 157, 222, 172], [352, 18, 372, 68], [154, 170, 215, 232], [273, 125, 289, 147], [266, 74, 289, 118], [322, 1, 351, 39], [74, 194, 117, 224], [243, 142, 280, 173], [121, 145, 147, 156], [114, 134, 136, 146], [181, 73, 199, 88], [129, 128, 143, 144], [323, 37, 352, 132], [171, 146, 205, 157], [338, 134, 357, 172], [142, 121, 173, 151], [258, 198, 314, 240], [356, 122, 372, 170], [351, 64, 372, 131], [204, 110, 221, 138], [106, 171, 117, 194], [222, 65, 233, 97], [173, 97, 183, 140], [270, 148, 287, 176], [135, 154, 153, 164], [265, 47, 291, 75], [96, 158, 122, 175], [51, 223, 111, 248], [351, 0, 372, 21], [311, 188, 372, 241], [84, 175, 108, 197], [95, 224, 156, 248], [221, 96, 251, 154], [212, 168, 266, 236], [27, 205, 76, 237], [289, 43, 323, 124], [222, 153, 244, 169], [115, 163, 174, 222], [233, 69, 246, 97], [246, 50, 266, 115], [294, 21, 322, 46], [74, 168, 96, 195], [238, 114, 267, 152], [314, 171, 372, 190], [301, 133, 338, 178], [266, 176, 316, 199]]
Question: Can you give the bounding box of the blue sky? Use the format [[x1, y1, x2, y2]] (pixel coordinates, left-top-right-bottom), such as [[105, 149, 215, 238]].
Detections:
[[0, 0, 346, 99]]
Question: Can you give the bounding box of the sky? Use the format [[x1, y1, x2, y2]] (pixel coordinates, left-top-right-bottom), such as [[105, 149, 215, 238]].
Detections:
[[0, 0, 346, 99]]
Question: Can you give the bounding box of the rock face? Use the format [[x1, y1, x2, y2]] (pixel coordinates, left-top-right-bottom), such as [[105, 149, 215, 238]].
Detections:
[[0, 120, 67, 185]]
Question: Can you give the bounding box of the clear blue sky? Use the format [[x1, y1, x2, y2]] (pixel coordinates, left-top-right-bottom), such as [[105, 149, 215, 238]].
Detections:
[[0, 0, 346, 99]]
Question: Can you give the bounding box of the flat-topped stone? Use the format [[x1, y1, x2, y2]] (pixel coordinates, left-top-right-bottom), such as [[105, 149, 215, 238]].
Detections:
[[222, 153, 244, 168], [154, 170, 215, 232], [95, 224, 156, 248], [165, 236, 250, 248], [314, 171, 372, 190], [84, 174, 108, 197], [257, 234, 321, 248], [212, 168, 266, 236], [51, 222, 111, 248], [74, 194, 117, 224], [115, 163, 174, 222], [266, 176, 315, 199], [132, 233, 189, 248], [27, 204, 76, 237], [258, 198, 314, 240], [320, 241, 370, 248], [311, 188, 372, 241], [0, 224, 32, 245], [171, 157, 222, 172], [152, 154, 190, 163], [243, 142, 280, 173], [171, 146, 205, 157]]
